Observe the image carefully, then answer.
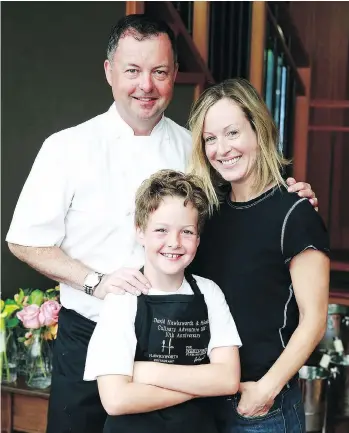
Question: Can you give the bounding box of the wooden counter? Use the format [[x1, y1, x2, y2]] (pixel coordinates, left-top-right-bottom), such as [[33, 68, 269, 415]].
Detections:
[[1, 376, 49, 433]]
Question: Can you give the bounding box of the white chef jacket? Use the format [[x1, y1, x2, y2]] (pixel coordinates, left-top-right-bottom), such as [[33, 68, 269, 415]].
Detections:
[[6, 103, 192, 321]]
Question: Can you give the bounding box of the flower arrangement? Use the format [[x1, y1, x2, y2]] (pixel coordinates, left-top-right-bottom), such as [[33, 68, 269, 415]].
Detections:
[[1, 287, 61, 387], [16, 288, 61, 345]]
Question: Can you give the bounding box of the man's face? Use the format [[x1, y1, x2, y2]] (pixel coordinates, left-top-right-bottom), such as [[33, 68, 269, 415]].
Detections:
[[104, 33, 178, 129]]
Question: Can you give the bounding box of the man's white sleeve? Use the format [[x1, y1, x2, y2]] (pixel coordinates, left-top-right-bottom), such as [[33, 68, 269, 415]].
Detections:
[[84, 293, 138, 380], [6, 134, 75, 247], [199, 278, 242, 356]]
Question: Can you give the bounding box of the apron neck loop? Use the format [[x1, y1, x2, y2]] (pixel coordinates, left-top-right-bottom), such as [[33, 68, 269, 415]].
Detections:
[[138, 268, 201, 296]]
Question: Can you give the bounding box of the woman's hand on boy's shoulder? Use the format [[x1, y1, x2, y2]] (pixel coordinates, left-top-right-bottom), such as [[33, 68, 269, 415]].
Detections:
[[286, 178, 318, 211], [94, 268, 151, 299]]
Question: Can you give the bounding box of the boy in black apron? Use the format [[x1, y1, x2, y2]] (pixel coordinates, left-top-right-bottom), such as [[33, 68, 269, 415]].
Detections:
[[84, 169, 241, 433]]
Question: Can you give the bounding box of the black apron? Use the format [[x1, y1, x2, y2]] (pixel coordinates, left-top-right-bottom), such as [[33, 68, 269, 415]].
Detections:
[[104, 272, 218, 433], [46, 307, 106, 433]]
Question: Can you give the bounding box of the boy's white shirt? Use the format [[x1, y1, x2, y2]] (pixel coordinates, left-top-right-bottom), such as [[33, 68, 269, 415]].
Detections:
[[84, 275, 241, 380]]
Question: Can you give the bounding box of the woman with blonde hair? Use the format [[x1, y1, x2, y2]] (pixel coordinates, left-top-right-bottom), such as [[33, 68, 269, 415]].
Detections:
[[188, 78, 330, 433]]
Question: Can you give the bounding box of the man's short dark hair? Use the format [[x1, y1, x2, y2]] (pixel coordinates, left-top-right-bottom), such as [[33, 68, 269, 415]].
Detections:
[[107, 14, 178, 63]]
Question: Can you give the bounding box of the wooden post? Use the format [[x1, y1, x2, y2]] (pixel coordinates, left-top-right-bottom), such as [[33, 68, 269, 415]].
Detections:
[[126, 1, 144, 15], [293, 67, 311, 181], [249, 1, 267, 95], [193, 1, 210, 64]]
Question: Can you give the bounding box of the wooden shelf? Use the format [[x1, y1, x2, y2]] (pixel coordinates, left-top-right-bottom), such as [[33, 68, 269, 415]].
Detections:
[[329, 289, 349, 307], [308, 125, 349, 132], [331, 260, 349, 272], [310, 100, 349, 109]]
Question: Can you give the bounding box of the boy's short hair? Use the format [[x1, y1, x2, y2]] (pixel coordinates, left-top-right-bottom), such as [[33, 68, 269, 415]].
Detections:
[[135, 170, 210, 234]]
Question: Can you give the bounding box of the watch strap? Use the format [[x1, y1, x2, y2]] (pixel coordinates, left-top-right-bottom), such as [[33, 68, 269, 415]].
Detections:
[[84, 272, 104, 296]]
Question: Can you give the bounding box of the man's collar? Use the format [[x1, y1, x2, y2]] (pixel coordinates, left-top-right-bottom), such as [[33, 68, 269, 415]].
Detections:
[[107, 102, 165, 138]]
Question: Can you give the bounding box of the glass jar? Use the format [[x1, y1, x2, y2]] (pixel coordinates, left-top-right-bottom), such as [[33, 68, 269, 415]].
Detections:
[[26, 331, 52, 389]]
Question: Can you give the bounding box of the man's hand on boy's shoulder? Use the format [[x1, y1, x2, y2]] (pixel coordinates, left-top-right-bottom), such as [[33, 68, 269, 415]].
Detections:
[[94, 268, 150, 299], [286, 177, 318, 211]]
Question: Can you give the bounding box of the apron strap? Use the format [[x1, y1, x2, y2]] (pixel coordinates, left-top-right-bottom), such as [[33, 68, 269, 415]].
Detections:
[[139, 267, 201, 296], [184, 272, 202, 296]]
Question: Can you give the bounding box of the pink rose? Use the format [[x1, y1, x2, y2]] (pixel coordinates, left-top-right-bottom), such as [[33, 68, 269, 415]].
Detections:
[[39, 300, 61, 327], [17, 305, 41, 329]]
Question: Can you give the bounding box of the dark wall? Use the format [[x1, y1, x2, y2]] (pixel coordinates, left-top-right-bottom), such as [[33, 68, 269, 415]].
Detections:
[[1, 2, 195, 298]]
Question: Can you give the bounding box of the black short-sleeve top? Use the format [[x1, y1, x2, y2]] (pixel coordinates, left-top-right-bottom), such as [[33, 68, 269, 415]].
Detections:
[[190, 185, 330, 382]]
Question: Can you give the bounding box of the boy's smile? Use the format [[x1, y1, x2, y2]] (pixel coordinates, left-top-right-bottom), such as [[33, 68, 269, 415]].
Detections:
[[137, 196, 200, 290], [160, 253, 184, 260]]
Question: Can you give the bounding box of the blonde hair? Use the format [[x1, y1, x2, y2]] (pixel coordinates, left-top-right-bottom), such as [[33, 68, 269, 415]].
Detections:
[[135, 169, 210, 234], [187, 78, 290, 210]]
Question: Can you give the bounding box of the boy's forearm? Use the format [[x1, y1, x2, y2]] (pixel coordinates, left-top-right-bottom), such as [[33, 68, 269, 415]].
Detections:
[[100, 381, 194, 416], [133, 361, 238, 396]]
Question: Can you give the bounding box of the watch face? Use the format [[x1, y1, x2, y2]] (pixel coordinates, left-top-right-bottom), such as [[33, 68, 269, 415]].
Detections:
[[85, 273, 100, 288]]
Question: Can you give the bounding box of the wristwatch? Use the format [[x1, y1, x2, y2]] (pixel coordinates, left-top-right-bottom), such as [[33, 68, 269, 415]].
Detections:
[[83, 272, 104, 296]]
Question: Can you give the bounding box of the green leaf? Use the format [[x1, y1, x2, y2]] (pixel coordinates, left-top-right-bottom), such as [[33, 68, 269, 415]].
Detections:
[[28, 289, 44, 306], [3, 303, 20, 317], [6, 317, 19, 328], [4, 299, 17, 306]]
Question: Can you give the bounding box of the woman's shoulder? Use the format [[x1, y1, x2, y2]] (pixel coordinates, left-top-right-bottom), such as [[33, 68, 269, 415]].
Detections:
[[265, 186, 315, 218], [272, 187, 320, 222]]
